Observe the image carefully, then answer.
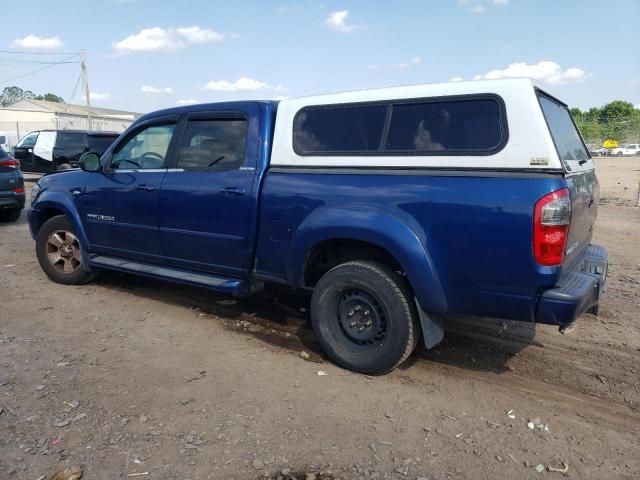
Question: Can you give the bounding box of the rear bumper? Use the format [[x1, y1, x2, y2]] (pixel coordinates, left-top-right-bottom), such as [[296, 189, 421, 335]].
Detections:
[[536, 244, 608, 327], [0, 192, 25, 210]]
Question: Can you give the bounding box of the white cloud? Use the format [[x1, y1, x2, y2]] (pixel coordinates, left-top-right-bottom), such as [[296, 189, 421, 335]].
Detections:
[[113, 26, 225, 53], [491, 0, 509, 4], [273, 95, 290, 101], [176, 99, 199, 105], [203, 77, 269, 92], [140, 85, 173, 94], [276, 4, 302, 13], [12, 35, 63, 50], [84, 92, 110, 101], [325, 10, 364, 33], [369, 56, 422, 70], [470, 5, 486, 13], [449, 76, 464, 82], [474, 61, 591, 84], [175, 26, 224, 44]]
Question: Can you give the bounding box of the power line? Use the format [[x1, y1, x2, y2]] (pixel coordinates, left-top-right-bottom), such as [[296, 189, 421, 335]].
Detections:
[[68, 70, 82, 103], [0, 59, 80, 65], [0, 53, 79, 85], [0, 50, 80, 55]]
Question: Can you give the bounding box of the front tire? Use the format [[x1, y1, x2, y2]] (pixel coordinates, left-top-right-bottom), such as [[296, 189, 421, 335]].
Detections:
[[310, 260, 419, 375], [36, 215, 95, 285]]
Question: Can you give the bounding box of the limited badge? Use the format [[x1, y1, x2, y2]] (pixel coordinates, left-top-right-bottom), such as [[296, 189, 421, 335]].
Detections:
[[530, 157, 549, 166]]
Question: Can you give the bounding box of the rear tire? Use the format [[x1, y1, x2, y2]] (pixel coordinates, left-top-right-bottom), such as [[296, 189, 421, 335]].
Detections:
[[0, 208, 21, 222], [310, 260, 419, 375], [57, 163, 72, 171], [36, 215, 96, 285]]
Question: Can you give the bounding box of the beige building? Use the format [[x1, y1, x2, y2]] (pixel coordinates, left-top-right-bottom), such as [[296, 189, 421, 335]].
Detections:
[[0, 99, 142, 147]]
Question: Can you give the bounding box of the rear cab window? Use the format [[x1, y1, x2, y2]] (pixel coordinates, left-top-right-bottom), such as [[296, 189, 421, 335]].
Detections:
[[537, 91, 592, 172]]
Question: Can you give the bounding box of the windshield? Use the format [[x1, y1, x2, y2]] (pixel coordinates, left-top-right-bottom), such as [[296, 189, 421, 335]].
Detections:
[[0, 146, 9, 158], [538, 95, 589, 165]]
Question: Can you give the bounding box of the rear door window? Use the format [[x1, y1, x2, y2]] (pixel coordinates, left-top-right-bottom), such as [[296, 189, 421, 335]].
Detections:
[[87, 136, 118, 154], [538, 94, 590, 169], [56, 131, 85, 147], [177, 119, 248, 171]]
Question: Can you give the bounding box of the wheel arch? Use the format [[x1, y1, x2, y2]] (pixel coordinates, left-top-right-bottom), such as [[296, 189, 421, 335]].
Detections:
[[288, 206, 447, 313], [30, 192, 90, 253]]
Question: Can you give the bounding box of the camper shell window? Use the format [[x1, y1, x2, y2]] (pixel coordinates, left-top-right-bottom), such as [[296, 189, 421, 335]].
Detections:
[[293, 95, 508, 156]]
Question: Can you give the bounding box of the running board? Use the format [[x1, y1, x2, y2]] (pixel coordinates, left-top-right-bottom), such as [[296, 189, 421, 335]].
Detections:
[[89, 255, 247, 294]]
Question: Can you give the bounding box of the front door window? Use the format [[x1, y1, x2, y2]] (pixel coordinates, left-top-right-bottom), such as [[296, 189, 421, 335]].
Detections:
[[111, 124, 175, 170]]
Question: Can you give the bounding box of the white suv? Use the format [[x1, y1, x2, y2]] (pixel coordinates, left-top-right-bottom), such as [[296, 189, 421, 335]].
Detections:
[[608, 143, 640, 156]]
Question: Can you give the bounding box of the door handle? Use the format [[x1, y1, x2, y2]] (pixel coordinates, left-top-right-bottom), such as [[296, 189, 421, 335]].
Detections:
[[135, 184, 155, 191], [221, 187, 246, 196]]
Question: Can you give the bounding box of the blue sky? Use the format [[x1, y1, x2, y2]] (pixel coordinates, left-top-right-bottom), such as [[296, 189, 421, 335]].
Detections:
[[1, 0, 639, 113]]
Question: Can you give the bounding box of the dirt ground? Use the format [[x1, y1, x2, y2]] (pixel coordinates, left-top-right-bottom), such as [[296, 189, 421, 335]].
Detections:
[[1, 158, 639, 480]]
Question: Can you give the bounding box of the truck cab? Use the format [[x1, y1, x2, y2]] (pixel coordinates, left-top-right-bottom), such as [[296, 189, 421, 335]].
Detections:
[[28, 79, 607, 375]]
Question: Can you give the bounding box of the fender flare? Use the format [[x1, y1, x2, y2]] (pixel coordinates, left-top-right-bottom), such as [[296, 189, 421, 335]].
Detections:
[[31, 191, 91, 255], [287, 206, 447, 313]]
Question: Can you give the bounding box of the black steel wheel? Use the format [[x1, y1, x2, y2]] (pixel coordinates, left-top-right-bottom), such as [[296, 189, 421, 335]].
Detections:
[[311, 260, 419, 375]]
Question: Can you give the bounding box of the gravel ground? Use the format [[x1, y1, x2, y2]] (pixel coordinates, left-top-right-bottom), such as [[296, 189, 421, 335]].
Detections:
[[1, 158, 639, 480]]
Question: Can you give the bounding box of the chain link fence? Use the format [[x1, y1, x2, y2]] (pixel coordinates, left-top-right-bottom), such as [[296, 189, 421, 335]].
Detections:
[[575, 116, 640, 147]]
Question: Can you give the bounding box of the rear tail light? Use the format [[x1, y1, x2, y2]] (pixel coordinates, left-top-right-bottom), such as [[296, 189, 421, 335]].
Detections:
[[533, 188, 571, 266], [0, 158, 20, 169], [13, 186, 25, 193]]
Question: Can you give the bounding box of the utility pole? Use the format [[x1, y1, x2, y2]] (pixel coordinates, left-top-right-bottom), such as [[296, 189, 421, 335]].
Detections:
[[80, 49, 91, 130]]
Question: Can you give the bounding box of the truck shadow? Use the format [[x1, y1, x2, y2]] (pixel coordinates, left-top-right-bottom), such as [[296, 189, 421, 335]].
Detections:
[[95, 271, 537, 374], [405, 314, 538, 374]]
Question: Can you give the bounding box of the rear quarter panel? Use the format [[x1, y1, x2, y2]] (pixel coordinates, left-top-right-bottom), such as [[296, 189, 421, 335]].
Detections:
[[256, 171, 567, 321]]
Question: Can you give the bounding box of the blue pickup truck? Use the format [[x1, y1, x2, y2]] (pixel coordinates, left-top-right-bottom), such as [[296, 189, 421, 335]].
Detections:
[[28, 78, 607, 374]]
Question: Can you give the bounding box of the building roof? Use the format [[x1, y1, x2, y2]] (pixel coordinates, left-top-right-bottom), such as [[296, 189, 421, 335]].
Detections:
[[2, 99, 142, 119]]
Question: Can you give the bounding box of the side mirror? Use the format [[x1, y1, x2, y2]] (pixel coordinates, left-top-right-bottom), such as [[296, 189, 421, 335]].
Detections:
[[79, 152, 101, 172]]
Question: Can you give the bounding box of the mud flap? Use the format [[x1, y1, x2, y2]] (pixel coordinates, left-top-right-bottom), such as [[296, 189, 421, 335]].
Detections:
[[415, 299, 444, 349]]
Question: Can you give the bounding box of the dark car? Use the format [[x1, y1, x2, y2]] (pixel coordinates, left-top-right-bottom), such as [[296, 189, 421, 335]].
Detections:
[[13, 130, 119, 172], [0, 146, 25, 222]]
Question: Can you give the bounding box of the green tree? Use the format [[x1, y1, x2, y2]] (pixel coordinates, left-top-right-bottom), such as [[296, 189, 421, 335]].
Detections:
[[571, 101, 640, 144], [598, 100, 638, 123], [35, 93, 64, 103], [0, 86, 26, 106], [1, 86, 66, 106]]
